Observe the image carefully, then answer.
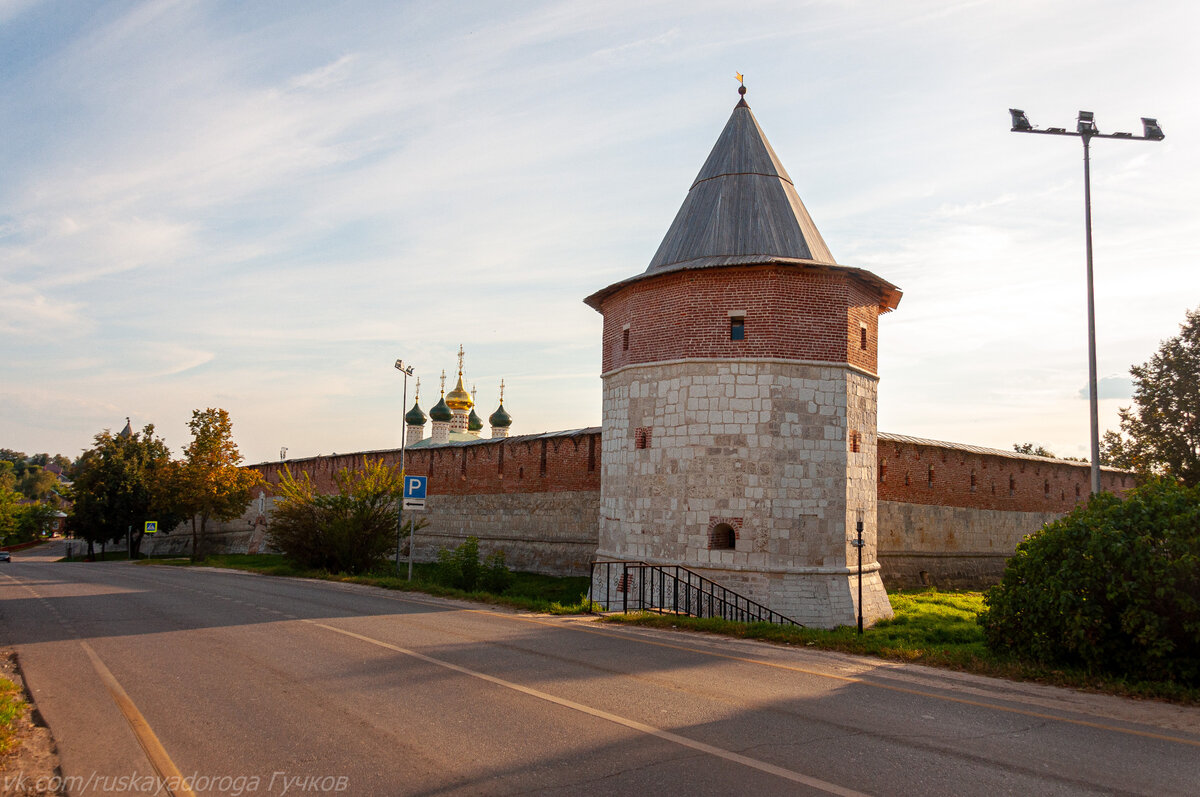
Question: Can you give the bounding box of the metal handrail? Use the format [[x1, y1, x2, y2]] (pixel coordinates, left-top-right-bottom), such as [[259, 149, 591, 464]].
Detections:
[[587, 559, 803, 627]]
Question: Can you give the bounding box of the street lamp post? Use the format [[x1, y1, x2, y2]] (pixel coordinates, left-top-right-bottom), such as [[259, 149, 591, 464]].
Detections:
[[394, 359, 414, 577], [852, 510, 865, 635], [1008, 109, 1164, 495]]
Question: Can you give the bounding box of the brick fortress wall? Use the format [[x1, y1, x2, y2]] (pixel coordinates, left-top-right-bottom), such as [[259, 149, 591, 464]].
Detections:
[[145, 427, 1133, 589], [876, 433, 1134, 587], [146, 429, 603, 575]]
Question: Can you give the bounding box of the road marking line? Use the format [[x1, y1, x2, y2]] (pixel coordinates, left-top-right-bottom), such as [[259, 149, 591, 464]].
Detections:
[[79, 641, 197, 797], [432, 609, 1200, 750], [305, 620, 867, 796], [316, 585, 1200, 751], [141, 567, 1200, 750]]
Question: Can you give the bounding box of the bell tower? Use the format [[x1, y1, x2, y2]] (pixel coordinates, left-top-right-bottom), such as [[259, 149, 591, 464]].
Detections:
[[584, 85, 902, 628]]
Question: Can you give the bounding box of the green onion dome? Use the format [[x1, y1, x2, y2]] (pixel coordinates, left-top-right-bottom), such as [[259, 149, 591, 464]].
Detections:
[[429, 395, 452, 423], [467, 408, 483, 432], [488, 403, 512, 428], [405, 400, 426, 426]]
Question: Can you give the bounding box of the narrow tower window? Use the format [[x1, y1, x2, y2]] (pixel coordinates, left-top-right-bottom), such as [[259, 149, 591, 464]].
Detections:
[[708, 523, 736, 550], [860, 323, 868, 350], [622, 325, 630, 351], [730, 316, 745, 341]]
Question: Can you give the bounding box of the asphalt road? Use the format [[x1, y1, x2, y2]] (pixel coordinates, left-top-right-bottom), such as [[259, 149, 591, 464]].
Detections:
[[2, 545, 1199, 797]]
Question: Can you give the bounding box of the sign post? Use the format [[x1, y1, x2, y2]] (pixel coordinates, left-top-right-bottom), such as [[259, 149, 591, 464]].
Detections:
[[403, 475, 427, 581]]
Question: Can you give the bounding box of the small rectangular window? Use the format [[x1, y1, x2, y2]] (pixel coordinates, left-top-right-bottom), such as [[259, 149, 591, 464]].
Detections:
[[622, 327, 630, 351], [730, 317, 745, 341], [860, 324, 868, 350]]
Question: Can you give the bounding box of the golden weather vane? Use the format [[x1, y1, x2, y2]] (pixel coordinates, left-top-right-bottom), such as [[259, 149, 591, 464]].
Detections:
[[735, 72, 744, 86]]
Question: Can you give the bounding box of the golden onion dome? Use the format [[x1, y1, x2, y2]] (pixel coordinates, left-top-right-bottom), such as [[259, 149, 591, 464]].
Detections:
[[444, 373, 473, 411]]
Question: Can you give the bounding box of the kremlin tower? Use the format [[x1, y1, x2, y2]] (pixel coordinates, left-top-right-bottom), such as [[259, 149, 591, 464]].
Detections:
[[584, 84, 902, 628]]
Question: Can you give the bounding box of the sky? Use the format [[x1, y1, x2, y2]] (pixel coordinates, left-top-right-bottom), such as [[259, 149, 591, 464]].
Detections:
[[2, 0, 1197, 466]]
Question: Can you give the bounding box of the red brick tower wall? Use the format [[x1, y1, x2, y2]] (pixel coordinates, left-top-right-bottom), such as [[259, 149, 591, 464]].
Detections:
[[600, 266, 881, 374]]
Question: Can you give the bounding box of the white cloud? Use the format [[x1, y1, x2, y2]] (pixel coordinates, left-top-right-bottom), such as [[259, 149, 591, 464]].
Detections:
[[1, 0, 1196, 463]]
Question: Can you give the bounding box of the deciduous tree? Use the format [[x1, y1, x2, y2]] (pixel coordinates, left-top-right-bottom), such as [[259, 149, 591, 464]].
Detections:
[[67, 424, 181, 558], [177, 408, 261, 561], [1101, 308, 1200, 486]]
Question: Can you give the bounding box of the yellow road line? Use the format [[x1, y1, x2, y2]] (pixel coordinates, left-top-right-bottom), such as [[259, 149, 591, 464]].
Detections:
[[79, 641, 197, 797], [306, 620, 869, 796]]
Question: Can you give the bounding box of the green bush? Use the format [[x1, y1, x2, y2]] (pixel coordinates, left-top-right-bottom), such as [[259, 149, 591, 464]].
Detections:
[[270, 459, 414, 574], [979, 478, 1200, 683], [434, 537, 511, 593], [480, 550, 513, 593]]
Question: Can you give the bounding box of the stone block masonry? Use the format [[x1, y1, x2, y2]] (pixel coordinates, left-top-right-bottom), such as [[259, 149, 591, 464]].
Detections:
[[595, 356, 891, 628]]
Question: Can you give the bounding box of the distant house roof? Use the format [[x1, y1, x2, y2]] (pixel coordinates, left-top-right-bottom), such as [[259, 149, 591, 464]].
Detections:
[[585, 89, 901, 312]]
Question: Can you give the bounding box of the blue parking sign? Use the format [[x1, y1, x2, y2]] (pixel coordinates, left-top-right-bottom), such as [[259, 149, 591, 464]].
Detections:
[[404, 476, 427, 500]]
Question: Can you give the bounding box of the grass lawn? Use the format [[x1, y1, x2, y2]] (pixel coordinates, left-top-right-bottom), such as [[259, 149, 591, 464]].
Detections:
[[0, 676, 24, 756]]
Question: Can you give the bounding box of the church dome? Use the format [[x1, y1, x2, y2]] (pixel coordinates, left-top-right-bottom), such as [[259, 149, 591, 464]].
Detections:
[[488, 403, 512, 428], [445, 373, 473, 412], [405, 400, 426, 426], [467, 408, 483, 432], [428, 395, 452, 423]]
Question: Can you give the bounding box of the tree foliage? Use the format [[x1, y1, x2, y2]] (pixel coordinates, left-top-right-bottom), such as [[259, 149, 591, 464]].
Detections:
[[1013, 442, 1056, 458], [177, 408, 261, 561], [0, 485, 22, 545], [269, 458, 412, 574], [1101, 308, 1200, 486], [67, 424, 182, 557], [979, 479, 1200, 684]]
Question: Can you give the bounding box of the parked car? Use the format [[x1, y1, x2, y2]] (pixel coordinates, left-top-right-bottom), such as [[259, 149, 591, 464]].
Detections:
[[0, 551, 11, 562]]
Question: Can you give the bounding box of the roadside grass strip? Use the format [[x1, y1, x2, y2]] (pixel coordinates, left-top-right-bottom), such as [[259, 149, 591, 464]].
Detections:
[[0, 676, 26, 757], [142, 554, 597, 615]]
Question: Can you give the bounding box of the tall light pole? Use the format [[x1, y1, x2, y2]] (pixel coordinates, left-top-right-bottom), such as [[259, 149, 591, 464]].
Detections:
[[1009, 109, 1164, 495], [394, 358, 414, 577]]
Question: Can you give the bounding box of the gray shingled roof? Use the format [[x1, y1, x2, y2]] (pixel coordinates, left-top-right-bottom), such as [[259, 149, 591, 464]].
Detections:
[[584, 92, 901, 312], [647, 96, 835, 271]]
